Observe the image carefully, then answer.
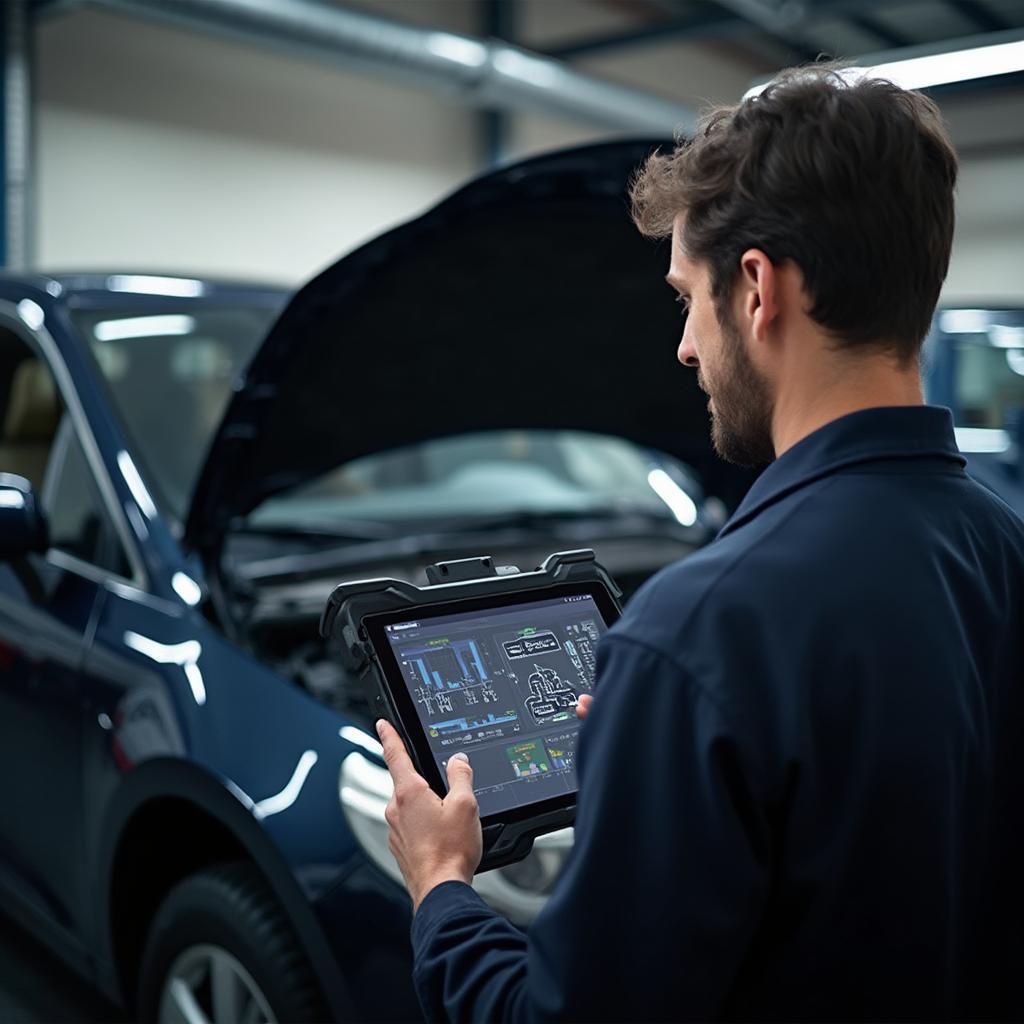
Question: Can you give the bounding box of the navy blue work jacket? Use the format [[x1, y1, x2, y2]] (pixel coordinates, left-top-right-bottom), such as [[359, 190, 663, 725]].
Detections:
[[411, 406, 1024, 1022]]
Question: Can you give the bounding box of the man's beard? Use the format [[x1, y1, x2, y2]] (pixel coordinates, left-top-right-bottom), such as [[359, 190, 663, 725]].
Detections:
[[700, 310, 775, 468]]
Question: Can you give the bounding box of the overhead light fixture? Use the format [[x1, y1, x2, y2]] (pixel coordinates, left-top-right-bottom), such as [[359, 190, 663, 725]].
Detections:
[[745, 32, 1024, 98]]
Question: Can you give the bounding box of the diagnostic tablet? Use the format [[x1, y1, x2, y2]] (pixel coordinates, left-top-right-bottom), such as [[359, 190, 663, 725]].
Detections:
[[321, 549, 622, 871]]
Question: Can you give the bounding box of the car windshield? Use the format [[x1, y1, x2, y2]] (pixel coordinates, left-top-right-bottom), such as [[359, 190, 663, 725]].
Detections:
[[951, 338, 1024, 429], [245, 430, 703, 534], [71, 304, 281, 519]]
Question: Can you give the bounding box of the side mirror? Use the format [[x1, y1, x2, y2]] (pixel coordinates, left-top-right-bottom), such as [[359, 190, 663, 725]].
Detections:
[[0, 473, 50, 558]]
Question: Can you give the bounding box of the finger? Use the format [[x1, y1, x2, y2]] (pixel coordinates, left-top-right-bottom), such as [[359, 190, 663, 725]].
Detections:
[[445, 751, 475, 800], [376, 719, 418, 783], [576, 693, 594, 720]]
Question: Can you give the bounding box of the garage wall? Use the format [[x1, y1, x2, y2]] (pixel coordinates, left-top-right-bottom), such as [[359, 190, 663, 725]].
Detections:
[[36, 3, 481, 286], [939, 91, 1024, 304], [35, 2, 1024, 303]]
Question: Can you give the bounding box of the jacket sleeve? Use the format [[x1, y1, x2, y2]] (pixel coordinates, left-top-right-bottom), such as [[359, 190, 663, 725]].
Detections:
[[411, 634, 771, 1023]]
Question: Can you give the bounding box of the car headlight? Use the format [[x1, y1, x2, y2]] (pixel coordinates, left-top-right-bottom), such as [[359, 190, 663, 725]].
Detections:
[[338, 744, 574, 925]]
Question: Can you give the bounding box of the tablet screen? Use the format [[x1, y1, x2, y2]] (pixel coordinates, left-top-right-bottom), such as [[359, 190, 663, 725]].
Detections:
[[376, 589, 613, 819]]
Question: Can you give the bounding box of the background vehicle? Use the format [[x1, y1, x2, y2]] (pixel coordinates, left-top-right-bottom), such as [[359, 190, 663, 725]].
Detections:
[[0, 141, 747, 1024], [924, 306, 1024, 515]]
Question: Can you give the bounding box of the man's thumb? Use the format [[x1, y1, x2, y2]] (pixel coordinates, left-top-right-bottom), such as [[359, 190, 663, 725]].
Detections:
[[446, 751, 474, 796]]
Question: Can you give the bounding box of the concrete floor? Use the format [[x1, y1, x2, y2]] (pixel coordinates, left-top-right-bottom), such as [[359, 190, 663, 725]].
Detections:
[[0, 912, 125, 1023]]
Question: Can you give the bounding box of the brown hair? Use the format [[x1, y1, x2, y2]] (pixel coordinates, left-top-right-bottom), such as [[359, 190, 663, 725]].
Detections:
[[630, 64, 958, 362]]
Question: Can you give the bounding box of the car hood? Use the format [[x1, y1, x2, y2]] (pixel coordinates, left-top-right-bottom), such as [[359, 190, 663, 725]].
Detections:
[[184, 139, 736, 554]]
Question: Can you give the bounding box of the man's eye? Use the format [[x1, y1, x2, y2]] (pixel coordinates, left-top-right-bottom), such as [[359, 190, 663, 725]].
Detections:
[[675, 294, 690, 320]]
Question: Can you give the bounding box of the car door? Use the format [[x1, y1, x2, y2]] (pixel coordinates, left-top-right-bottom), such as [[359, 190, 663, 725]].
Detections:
[[0, 317, 135, 955]]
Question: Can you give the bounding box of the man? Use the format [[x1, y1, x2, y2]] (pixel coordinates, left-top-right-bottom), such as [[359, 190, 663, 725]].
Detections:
[[377, 65, 1024, 1021]]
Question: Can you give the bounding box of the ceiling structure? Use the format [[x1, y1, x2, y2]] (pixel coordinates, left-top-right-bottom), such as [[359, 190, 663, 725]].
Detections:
[[542, 0, 1024, 87]]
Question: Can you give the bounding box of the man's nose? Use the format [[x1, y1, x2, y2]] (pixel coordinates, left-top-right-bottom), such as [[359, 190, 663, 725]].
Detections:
[[677, 332, 699, 368]]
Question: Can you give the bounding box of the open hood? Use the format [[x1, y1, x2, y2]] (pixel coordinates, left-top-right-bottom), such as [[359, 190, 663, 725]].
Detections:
[[185, 139, 745, 553]]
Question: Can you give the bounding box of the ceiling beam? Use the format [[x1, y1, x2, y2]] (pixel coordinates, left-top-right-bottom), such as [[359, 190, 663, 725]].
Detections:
[[542, 0, 897, 60], [845, 12, 914, 50], [947, 0, 1011, 34], [45, 0, 698, 134]]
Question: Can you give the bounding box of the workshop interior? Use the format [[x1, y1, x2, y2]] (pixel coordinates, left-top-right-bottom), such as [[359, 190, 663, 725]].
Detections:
[[0, 0, 1022, 1021]]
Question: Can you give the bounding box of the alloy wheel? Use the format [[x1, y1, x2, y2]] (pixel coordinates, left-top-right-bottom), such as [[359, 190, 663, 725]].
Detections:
[[158, 943, 277, 1024]]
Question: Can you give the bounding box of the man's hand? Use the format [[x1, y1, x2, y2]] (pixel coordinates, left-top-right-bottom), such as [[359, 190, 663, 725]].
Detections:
[[576, 693, 593, 719], [377, 719, 483, 913]]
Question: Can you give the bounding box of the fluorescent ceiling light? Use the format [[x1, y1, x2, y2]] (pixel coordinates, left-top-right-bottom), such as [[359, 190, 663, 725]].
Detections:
[[106, 274, 205, 297], [870, 37, 1024, 91], [94, 314, 195, 342], [745, 35, 1024, 98], [939, 309, 991, 334]]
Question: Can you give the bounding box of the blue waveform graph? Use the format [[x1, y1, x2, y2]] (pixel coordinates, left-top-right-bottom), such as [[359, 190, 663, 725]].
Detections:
[[405, 638, 490, 691], [432, 710, 519, 734]]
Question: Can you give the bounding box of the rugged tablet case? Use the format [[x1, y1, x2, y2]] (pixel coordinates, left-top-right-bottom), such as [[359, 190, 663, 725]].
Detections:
[[319, 549, 622, 873]]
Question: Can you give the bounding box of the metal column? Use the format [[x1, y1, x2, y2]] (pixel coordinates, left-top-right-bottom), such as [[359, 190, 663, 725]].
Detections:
[[481, 0, 514, 170], [1, 0, 33, 270]]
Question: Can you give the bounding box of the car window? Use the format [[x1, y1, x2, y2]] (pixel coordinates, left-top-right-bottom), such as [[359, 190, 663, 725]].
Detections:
[[70, 306, 280, 520], [0, 322, 132, 577], [0, 326, 61, 494], [247, 430, 704, 529], [44, 419, 132, 578]]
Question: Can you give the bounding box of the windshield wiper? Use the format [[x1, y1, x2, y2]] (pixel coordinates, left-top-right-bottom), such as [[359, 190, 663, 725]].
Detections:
[[230, 519, 397, 542]]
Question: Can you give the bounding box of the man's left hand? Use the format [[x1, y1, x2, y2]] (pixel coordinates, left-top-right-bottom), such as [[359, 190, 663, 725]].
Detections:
[[377, 719, 483, 912]]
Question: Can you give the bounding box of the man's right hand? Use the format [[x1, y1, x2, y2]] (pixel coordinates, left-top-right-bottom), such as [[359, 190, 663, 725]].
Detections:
[[576, 693, 593, 720]]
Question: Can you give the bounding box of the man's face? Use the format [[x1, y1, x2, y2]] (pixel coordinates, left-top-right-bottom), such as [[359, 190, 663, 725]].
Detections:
[[666, 220, 776, 467]]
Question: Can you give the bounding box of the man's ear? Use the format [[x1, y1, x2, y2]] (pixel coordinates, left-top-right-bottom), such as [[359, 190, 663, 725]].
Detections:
[[739, 249, 778, 343]]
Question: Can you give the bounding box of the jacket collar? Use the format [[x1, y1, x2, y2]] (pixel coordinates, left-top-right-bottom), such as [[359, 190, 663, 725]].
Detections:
[[718, 405, 966, 539]]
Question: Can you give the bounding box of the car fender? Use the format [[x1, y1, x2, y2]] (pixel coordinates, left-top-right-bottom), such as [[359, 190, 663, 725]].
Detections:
[[92, 755, 357, 1021]]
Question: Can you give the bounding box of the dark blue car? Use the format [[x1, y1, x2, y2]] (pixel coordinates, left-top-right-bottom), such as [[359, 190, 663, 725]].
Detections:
[[1, 135, 1020, 1023], [0, 142, 732, 1024]]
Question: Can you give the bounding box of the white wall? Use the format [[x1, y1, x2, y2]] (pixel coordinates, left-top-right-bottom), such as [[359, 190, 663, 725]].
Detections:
[[36, 1, 1024, 304], [37, 4, 480, 286], [938, 90, 1024, 304]]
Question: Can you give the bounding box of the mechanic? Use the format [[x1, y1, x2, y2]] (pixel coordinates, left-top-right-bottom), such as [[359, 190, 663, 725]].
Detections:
[[376, 64, 1024, 1021]]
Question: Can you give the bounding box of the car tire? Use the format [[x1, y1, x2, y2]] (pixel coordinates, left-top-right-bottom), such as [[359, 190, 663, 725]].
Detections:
[[137, 861, 329, 1024]]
